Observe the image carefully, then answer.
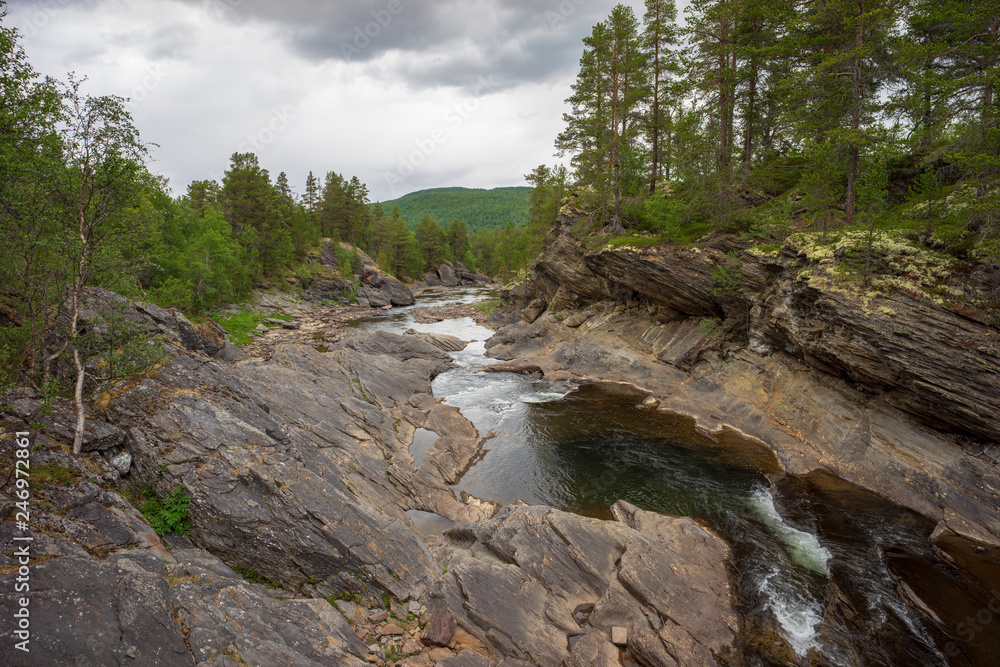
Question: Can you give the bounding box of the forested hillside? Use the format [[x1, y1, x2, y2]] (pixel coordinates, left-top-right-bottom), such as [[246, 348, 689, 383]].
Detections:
[[0, 8, 537, 412], [526, 0, 998, 316], [374, 187, 531, 233]]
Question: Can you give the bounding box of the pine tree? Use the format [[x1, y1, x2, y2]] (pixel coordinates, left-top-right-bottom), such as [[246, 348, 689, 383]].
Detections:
[[643, 0, 681, 190], [186, 180, 220, 218], [791, 0, 902, 226], [685, 0, 740, 174], [415, 216, 447, 272], [220, 152, 291, 275], [447, 219, 470, 262], [304, 171, 319, 213], [557, 4, 648, 233], [319, 171, 347, 240], [733, 0, 791, 167]]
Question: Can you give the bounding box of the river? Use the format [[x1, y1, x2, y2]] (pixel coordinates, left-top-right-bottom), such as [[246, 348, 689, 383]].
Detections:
[[356, 288, 993, 666]]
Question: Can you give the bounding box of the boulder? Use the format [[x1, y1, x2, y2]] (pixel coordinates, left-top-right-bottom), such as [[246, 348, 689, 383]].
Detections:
[[439, 263, 460, 287], [422, 609, 457, 647]]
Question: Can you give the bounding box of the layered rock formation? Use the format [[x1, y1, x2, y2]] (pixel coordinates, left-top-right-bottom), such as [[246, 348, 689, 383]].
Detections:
[[490, 211, 1000, 559], [1, 290, 741, 666]]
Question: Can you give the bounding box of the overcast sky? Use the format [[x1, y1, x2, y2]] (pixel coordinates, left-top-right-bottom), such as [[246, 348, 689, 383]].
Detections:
[[7, 0, 686, 202]]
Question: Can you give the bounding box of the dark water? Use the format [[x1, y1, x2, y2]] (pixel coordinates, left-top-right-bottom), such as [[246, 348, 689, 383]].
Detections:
[[358, 290, 997, 666]]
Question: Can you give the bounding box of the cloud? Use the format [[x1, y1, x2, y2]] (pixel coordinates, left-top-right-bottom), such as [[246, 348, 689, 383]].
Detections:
[[5, 0, 653, 201], [168, 0, 615, 91]]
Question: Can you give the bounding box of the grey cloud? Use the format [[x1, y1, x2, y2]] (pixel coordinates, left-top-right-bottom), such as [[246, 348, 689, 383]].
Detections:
[[173, 0, 616, 90]]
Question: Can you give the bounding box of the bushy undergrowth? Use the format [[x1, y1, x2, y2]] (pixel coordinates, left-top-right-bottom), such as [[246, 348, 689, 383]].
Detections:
[[140, 485, 191, 536]]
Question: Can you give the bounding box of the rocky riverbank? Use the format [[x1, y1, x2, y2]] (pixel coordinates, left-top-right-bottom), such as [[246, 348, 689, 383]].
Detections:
[[483, 209, 1000, 662], [1, 288, 744, 666]]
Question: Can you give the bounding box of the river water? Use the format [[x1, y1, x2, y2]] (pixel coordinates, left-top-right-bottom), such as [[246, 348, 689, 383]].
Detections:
[[356, 288, 993, 666]]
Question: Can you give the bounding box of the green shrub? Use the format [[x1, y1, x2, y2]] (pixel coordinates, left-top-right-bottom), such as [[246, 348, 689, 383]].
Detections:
[[698, 317, 724, 337], [708, 252, 746, 297], [140, 485, 191, 535]]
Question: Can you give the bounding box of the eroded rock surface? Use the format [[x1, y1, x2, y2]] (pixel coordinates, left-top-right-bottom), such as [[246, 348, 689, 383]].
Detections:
[[491, 212, 1000, 555], [426, 502, 739, 666]]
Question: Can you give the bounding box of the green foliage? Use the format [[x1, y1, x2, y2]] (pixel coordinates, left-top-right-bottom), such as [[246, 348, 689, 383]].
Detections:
[[373, 187, 531, 234], [147, 199, 253, 313], [326, 591, 361, 605], [474, 293, 501, 316], [629, 193, 714, 244], [215, 310, 288, 345], [698, 317, 724, 337], [708, 253, 746, 297], [331, 245, 360, 276], [140, 485, 191, 536], [0, 326, 30, 394], [32, 462, 82, 488], [231, 565, 280, 589], [77, 304, 167, 384]]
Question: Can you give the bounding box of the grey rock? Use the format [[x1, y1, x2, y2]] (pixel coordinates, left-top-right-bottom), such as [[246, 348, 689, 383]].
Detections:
[[40, 404, 124, 452], [429, 503, 738, 666], [0, 555, 192, 666], [111, 451, 133, 474], [520, 299, 547, 324], [439, 263, 460, 287], [492, 213, 1000, 552], [422, 609, 456, 647], [439, 651, 495, 667]]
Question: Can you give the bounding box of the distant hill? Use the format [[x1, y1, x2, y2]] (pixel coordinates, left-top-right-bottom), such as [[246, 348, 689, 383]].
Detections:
[[373, 186, 531, 233]]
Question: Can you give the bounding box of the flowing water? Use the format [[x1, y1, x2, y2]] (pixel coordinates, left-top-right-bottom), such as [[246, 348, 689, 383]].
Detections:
[[356, 289, 996, 666]]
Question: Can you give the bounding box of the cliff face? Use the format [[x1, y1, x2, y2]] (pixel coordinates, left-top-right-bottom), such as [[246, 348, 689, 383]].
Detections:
[[492, 212, 1000, 554]]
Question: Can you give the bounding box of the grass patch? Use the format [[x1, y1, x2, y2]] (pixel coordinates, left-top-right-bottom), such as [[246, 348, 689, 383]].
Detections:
[[214, 310, 289, 345], [32, 462, 82, 488], [474, 292, 501, 316], [232, 565, 280, 589], [327, 591, 362, 605]]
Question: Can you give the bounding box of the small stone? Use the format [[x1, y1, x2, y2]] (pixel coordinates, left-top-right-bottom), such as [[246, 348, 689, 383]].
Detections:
[[368, 644, 379, 654], [356, 629, 368, 642], [401, 638, 422, 655], [611, 626, 628, 646], [110, 452, 132, 475], [366, 656, 379, 663], [126, 646, 137, 659], [281, 321, 301, 330], [336, 600, 359, 618], [421, 608, 456, 647], [370, 609, 389, 623], [380, 623, 405, 637], [428, 648, 454, 661], [254, 323, 269, 334], [407, 600, 422, 615]]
